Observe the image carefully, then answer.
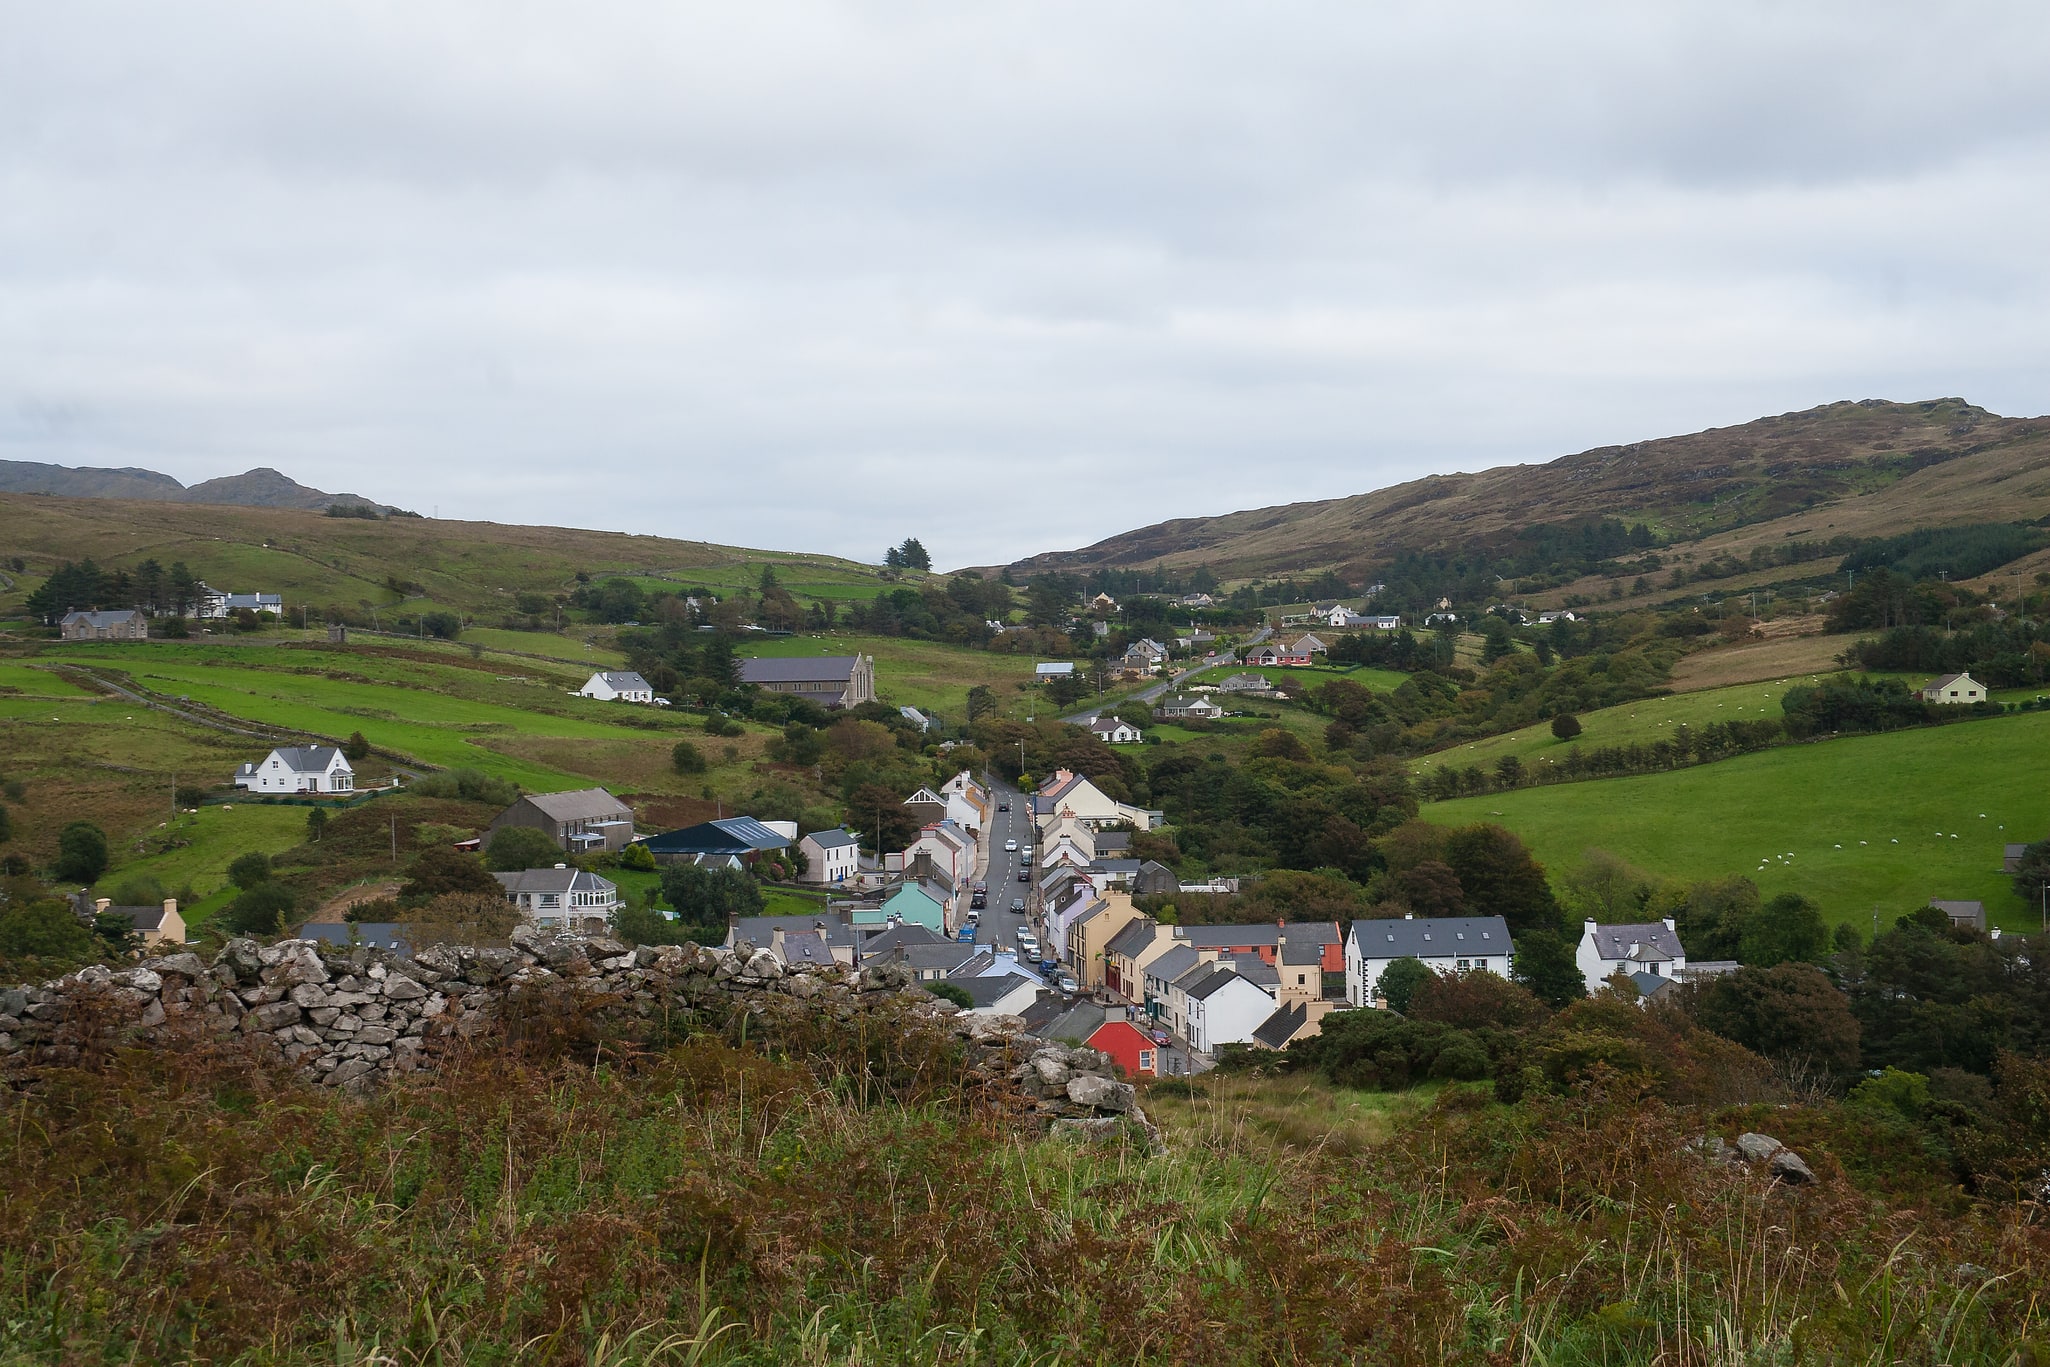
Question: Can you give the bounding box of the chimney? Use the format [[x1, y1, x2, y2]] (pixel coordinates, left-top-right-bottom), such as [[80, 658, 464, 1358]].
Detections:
[[1404, 911, 1413, 920], [555, 863, 567, 870], [95, 897, 111, 914]]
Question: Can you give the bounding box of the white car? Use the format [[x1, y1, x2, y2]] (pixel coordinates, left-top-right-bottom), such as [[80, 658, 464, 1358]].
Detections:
[[1004, 839, 1018, 852]]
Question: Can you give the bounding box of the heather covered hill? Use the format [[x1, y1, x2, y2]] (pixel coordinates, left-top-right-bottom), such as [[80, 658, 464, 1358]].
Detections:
[[0, 459, 383, 511], [1006, 398, 2050, 583]]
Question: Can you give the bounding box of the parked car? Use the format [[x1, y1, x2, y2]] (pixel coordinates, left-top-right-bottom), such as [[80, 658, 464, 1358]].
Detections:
[[1038, 958, 1059, 976], [1056, 974, 1079, 995], [1017, 869, 1030, 882]]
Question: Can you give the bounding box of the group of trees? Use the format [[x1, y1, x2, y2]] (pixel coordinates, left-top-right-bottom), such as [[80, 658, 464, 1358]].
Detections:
[[24, 559, 203, 624]]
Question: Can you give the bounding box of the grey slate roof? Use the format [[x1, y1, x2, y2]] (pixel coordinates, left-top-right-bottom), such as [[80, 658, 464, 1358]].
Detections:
[[492, 867, 617, 897], [774, 930, 838, 968], [62, 609, 146, 627], [1145, 944, 1202, 987], [956, 972, 1038, 1010], [1348, 915, 1513, 959], [1230, 957, 1281, 991], [106, 903, 174, 932], [732, 914, 854, 950], [1182, 924, 1283, 950], [1033, 1000, 1109, 1043], [803, 827, 861, 850], [521, 789, 632, 822], [738, 656, 863, 684], [882, 942, 979, 973], [268, 745, 346, 773], [859, 923, 945, 957], [1093, 832, 1132, 855], [1104, 919, 1159, 958], [1251, 1002, 1310, 1050], [1184, 966, 1247, 1001], [595, 671, 651, 691], [1586, 920, 1684, 962]]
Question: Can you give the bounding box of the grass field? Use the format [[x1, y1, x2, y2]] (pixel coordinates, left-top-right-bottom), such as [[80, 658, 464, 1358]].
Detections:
[[1426, 709, 2050, 930], [1409, 674, 1830, 776]]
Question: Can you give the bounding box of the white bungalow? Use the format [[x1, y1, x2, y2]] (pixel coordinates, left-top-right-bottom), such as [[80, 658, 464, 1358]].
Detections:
[[234, 746, 355, 795]]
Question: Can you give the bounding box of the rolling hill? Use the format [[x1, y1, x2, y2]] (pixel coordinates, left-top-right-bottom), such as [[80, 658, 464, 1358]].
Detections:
[[0, 459, 387, 511], [0, 493, 907, 620], [1006, 398, 2050, 583]]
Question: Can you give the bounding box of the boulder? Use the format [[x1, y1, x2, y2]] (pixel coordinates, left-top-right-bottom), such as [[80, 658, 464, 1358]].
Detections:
[[1066, 1074, 1136, 1113], [1735, 1132, 1785, 1163], [1768, 1148, 1816, 1185]]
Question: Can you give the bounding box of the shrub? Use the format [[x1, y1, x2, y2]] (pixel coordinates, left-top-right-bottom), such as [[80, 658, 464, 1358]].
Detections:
[[342, 731, 372, 761], [1409, 969, 1549, 1031], [485, 826, 565, 873], [400, 891, 520, 948], [671, 740, 707, 774], [226, 851, 273, 889], [703, 715, 744, 738], [398, 847, 500, 905], [52, 822, 109, 884], [928, 982, 973, 1009], [1375, 957, 1432, 1013], [0, 898, 95, 962], [1551, 712, 1582, 741], [409, 768, 520, 806], [218, 883, 296, 937], [618, 842, 656, 872]]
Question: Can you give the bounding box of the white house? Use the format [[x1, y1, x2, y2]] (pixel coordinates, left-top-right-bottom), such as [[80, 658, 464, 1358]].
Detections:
[[1344, 915, 1513, 1007], [1035, 662, 1076, 679], [1575, 919, 1687, 996], [1536, 610, 1578, 625], [494, 865, 620, 933], [1359, 615, 1402, 630], [578, 671, 655, 703], [798, 828, 862, 885], [1920, 671, 1987, 705], [1034, 768, 1160, 833], [234, 746, 354, 795], [940, 771, 991, 834], [1081, 714, 1143, 745], [1177, 964, 1277, 1053], [195, 586, 283, 620], [1154, 695, 1223, 721]]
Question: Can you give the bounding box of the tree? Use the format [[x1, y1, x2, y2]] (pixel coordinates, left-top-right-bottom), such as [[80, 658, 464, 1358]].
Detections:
[[895, 538, 932, 572], [1376, 957, 1432, 1013], [2013, 838, 2050, 908], [1388, 860, 1465, 917], [1513, 929, 1588, 1008], [1442, 824, 1560, 933], [1408, 969, 1549, 1030], [965, 685, 997, 725], [619, 842, 657, 872], [1693, 962, 1860, 1074], [846, 783, 923, 855], [343, 731, 372, 762], [0, 802, 10, 845], [672, 740, 708, 775], [0, 898, 96, 962], [614, 900, 697, 947], [485, 826, 564, 872], [53, 822, 109, 884], [227, 852, 273, 889], [398, 847, 500, 904], [928, 981, 974, 1009], [305, 806, 329, 842], [219, 883, 297, 937], [1735, 892, 1831, 968], [658, 864, 763, 928], [1551, 712, 1582, 741]]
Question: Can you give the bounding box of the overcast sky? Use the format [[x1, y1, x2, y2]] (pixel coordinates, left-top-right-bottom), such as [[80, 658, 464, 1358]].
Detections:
[[5, 2, 2049, 571]]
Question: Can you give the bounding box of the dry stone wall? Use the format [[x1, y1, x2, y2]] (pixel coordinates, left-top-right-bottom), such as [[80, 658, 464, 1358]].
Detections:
[[0, 926, 1149, 1135]]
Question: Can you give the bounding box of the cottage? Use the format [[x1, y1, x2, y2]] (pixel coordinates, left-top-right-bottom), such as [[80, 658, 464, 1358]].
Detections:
[[732, 914, 857, 966], [194, 586, 282, 619], [1536, 610, 1578, 625], [1178, 593, 1216, 609], [1358, 614, 1403, 630], [953, 972, 1043, 1016], [1345, 915, 1513, 1007], [487, 788, 636, 853], [1216, 672, 1274, 694], [60, 609, 149, 641], [1034, 768, 1160, 832], [578, 671, 655, 703], [1088, 592, 1119, 613], [1087, 1009, 1163, 1077], [735, 654, 877, 708], [1920, 672, 1987, 705], [1575, 918, 1687, 996], [1034, 661, 1077, 680], [94, 897, 185, 948], [1153, 695, 1223, 721], [233, 746, 354, 795], [798, 828, 862, 884], [1930, 900, 1987, 930], [1081, 714, 1144, 745], [493, 866, 620, 933]]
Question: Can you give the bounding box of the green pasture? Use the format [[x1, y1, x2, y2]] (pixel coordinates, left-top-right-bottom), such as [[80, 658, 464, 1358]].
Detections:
[[1426, 710, 2050, 930], [0, 662, 95, 697], [453, 627, 627, 668], [34, 649, 702, 789], [1409, 674, 1829, 776], [102, 804, 315, 911]]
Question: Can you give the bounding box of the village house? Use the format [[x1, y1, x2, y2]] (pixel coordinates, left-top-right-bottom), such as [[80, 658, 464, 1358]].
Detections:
[[735, 654, 877, 708], [494, 865, 620, 933], [1250, 998, 1339, 1050], [1140, 944, 1212, 1030], [1177, 963, 1278, 1053], [939, 771, 991, 834], [1216, 672, 1275, 694], [859, 882, 952, 936], [1079, 713, 1143, 745], [1346, 915, 1513, 1007], [1930, 900, 1987, 930], [902, 786, 949, 827], [1102, 918, 1181, 998], [1087, 1007, 1162, 1077], [233, 746, 354, 795], [797, 828, 862, 884], [487, 788, 636, 854], [577, 670, 655, 703], [765, 926, 841, 971], [94, 897, 186, 948], [1065, 892, 1144, 991], [1088, 592, 1119, 613], [1536, 610, 1578, 625], [1920, 671, 1987, 704], [1358, 614, 1403, 630], [1178, 593, 1216, 609], [60, 609, 149, 641], [1033, 768, 1160, 832], [1034, 662, 1076, 681], [954, 972, 1044, 1016], [1575, 918, 1687, 996], [194, 586, 283, 619], [1153, 694, 1224, 721], [732, 913, 858, 967]]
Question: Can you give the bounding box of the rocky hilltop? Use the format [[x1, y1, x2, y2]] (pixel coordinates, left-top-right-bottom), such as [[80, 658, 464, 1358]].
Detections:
[[0, 458, 387, 512]]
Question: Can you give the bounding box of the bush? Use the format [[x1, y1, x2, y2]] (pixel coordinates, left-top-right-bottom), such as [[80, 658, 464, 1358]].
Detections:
[[928, 982, 974, 1009], [399, 891, 520, 948], [0, 899, 95, 962], [398, 847, 501, 905], [218, 883, 296, 937], [703, 715, 744, 738], [671, 740, 707, 774], [226, 852, 273, 890], [1551, 712, 1582, 741], [618, 842, 657, 872], [485, 826, 565, 873], [305, 807, 329, 842], [409, 768, 520, 806], [52, 822, 109, 884], [658, 864, 763, 926], [1375, 957, 1432, 1013], [343, 731, 372, 761]]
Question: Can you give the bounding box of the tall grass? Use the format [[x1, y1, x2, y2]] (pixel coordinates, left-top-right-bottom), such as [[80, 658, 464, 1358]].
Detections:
[[3, 1024, 2047, 1364]]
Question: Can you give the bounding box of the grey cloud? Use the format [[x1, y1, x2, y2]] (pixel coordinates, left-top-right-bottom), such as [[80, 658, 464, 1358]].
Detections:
[[2, 1, 2048, 569]]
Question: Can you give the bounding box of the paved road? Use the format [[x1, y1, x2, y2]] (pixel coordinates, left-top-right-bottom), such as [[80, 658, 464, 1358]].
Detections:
[[971, 778, 1039, 960]]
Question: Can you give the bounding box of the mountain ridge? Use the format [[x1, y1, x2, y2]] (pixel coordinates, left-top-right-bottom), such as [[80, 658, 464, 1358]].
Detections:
[[1003, 398, 2050, 582], [0, 459, 388, 512]]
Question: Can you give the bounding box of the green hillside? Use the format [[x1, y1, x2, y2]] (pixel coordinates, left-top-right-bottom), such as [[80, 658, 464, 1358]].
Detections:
[[1424, 710, 2049, 930]]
